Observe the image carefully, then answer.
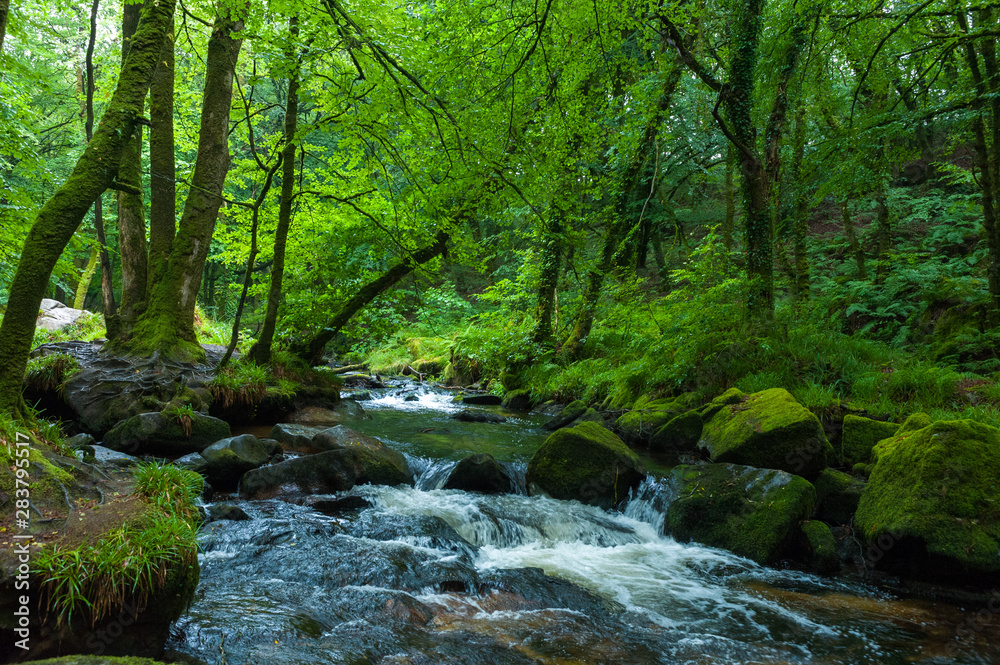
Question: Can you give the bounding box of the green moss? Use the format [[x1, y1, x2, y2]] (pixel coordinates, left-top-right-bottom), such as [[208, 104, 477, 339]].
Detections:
[[665, 463, 816, 564], [712, 387, 746, 405], [699, 388, 833, 477], [501, 388, 534, 410], [800, 520, 840, 574], [526, 421, 646, 509], [899, 412, 932, 434], [652, 410, 703, 451], [855, 419, 1000, 576], [615, 408, 681, 446], [840, 415, 899, 466]]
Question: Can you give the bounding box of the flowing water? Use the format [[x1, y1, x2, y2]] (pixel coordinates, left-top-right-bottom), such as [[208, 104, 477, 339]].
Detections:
[[170, 383, 1000, 664]]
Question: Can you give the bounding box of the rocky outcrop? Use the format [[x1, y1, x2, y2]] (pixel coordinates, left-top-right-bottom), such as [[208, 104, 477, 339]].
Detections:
[[526, 422, 645, 509], [663, 462, 816, 564], [697, 388, 832, 477]]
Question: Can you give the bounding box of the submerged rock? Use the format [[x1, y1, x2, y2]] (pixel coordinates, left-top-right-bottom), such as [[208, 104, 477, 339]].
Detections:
[[697, 388, 832, 477], [101, 411, 230, 457], [839, 415, 899, 466], [526, 421, 645, 509], [451, 409, 507, 424], [443, 453, 516, 494], [855, 419, 1000, 582], [664, 462, 816, 564]]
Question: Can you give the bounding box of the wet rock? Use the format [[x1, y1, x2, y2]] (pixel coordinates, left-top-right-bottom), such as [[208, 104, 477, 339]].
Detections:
[[346, 512, 475, 557], [404, 393, 420, 401], [310, 496, 372, 514], [526, 421, 645, 509], [839, 415, 899, 466], [173, 452, 208, 474], [460, 394, 503, 406], [207, 503, 251, 522], [102, 411, 231, 457], [270, 423, 324, 453], [856, 419, 1000, 582], [480, 566, 624, 617], [663, 462, 816, 564], [451, 409, 507, 424], [288, 401, 369, 425], [312, 425, 399, 454], [239, 443, 413, 499], [443, 453, 516, 494], [501, 389, 534, 411], [347, 390, 372, 401], [654, 410, 703, 451], [66, 432, 96, 448], [698, 388, 832, 477], [542, 400, 588, 431], [813, 468, 865, 525], [200, 434, 282, 490]]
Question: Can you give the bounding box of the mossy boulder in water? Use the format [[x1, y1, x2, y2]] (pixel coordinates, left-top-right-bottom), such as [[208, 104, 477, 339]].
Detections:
[[102, 411, 230, 456], [840, 415, 899, 466], [663, 462, 816, 564], [698, 388, 832, 477], [525, 421, 645, 509], [615, 407, 681, 447], [443, 453, 516, 494], [239, 432, 413, 499], [541, 400, 588, 431], [653, 410, 703, 451], [813, 468, 866, 524], [799, 520, 840, 574], [855, 419, 1000, 582], [199, 434, 282, 490]]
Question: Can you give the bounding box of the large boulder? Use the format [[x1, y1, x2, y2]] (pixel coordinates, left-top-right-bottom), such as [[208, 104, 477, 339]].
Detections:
[[269, 423, 324, 453], [697, 388, 832, 477], [36, 298, 90, 332], [199, 435, 282, 490], [839, 415, 899, 466], [542, 400, 588, 431], [855, 419, 1000, 582], [101, 411, 230, 457], [239, 436, 412, 499], [615, 406, 681, 447], [442, 453, 516, 494], [526, 421, 645, 509], [663, 462, 816, 564], [653, 410, 703, 451], [288, 401, 369, 425], [312, 424, 387, 451]]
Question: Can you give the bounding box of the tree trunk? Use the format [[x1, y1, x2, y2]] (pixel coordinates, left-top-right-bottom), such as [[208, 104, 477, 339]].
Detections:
[[0, 0, 174, 416], [842, 199, 866, 279], [723, 145, 735, 251], [298, 231, 450, 365], [531, 214, 562, 345], [114, 1, 149, 331], [250, 16, 299, 365], [122, 9, 244, 362], [873, 192, 892, 284], [73, 247, 99, 309], [0, 0, 9, 52], [790, 106, 810, 300], [148, 16, 176, 294], [86, 0, 117, 323]]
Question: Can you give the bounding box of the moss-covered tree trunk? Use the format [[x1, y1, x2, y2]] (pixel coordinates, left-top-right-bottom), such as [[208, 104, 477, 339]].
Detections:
[[0, 0, 9, 52], [298, 231, 450, 365], [148, 16, 176, 295], [841, 199, 867, 279], [873, 192, 891, 284], [531, 213, 562, 345], [122, 10, 243, 362], [115, 2, 149, 331], [250, 16, 299, 366], [0, 0, 174, 416], [790, 106, 810, 300], [723, 145, 736, 252]]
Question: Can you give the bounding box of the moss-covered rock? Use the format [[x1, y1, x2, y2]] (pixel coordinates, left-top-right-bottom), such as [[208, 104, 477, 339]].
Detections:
[[871, 412, 933, 462], [199, 434, 282, 490], [269, 423, 324, 453], [288, 401, 368, 425], [101, 411, 230, 457], [501, 388, 534, 411], [855, 419, 1000, 581], [577, 407, 605, 424], [800, 520, 840, 574], [664, 462, 816, 564], [239, 433, 413, 499], [652, 410, 703, 451], [615, 407, 681, 447], [542, 400, 589, 431], [712, 387, 747, 405], [813, 468, 866, 525], [526, 421, 645, 509], [840, 415, 899, 466], [697, 388, 832, 477]]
